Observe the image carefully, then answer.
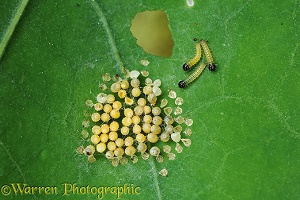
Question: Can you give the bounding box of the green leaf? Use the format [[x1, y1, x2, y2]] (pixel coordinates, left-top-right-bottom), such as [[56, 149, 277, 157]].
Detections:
[[1, 0, 300, 199]]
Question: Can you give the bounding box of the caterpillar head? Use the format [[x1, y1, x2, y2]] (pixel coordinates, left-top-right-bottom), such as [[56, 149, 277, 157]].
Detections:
[[208, 63, 217, 71], [178, 81, 186, 88], [182, 63, 190, 71]]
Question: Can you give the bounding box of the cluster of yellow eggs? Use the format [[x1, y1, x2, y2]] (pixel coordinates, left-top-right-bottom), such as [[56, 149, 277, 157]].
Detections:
[[78, 70, 193, 167]]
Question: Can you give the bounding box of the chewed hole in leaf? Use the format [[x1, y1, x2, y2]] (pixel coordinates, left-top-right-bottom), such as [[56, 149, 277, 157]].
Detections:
[[130, 10, 174, 58]]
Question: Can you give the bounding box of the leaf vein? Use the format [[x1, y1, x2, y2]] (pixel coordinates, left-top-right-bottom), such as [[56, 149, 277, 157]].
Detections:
[[0, 0, 30, 61], [90, 0, 125, 75], [148, 157, 163, 200], [0, 140, 27, 183]]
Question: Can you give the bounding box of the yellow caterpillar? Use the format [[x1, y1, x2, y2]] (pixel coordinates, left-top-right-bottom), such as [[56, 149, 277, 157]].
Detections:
[[182, 43, 201, 71], [200, 39, 217, 71], [178, 62, 207, 88]]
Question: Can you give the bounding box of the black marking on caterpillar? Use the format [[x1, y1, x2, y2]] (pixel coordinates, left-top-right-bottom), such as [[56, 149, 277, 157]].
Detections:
[[178, 62, 207, 88]]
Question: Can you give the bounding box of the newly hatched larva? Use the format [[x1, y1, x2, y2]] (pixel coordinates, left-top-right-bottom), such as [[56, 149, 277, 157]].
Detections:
[[200, 39, 217, 71], [178, 62, 207, 88], [182, 43, 201, 71]]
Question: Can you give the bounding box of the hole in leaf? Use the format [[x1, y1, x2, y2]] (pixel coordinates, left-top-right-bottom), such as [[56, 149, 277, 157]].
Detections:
[[130, 10, 174, 58]]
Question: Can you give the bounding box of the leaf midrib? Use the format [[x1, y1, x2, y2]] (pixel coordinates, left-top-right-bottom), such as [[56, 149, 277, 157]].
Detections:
[[91, 0, 125, 76], [0, 0, 30, 61], [90, 1, 162, 199]]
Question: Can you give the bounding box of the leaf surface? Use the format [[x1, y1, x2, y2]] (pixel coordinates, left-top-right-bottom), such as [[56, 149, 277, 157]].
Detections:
[[0, 0, 300, 199]]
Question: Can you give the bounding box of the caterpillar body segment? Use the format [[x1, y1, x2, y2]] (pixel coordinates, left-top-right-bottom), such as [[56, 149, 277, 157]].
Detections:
[[178, 62, 207, 88], [182, 43, 201, 71], [200, 39, 217, 71]]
